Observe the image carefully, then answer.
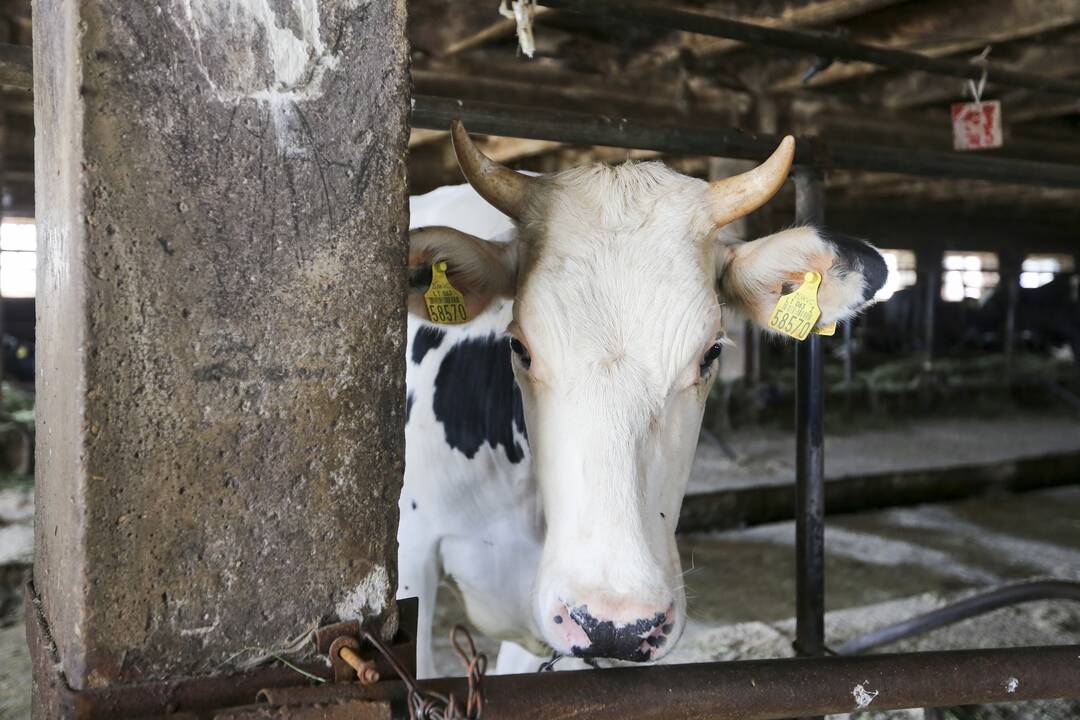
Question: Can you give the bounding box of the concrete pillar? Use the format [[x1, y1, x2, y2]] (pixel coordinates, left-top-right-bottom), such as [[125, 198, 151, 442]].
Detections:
[[33, 0, 409, 700]]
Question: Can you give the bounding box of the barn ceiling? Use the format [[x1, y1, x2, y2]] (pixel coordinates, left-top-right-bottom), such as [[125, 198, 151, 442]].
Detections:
[[0, 0, 1078, 245], [406, 0, 1080, 244]]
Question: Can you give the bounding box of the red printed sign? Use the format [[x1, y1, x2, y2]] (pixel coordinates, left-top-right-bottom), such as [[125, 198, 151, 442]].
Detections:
[[951, 100, 1002, 151]]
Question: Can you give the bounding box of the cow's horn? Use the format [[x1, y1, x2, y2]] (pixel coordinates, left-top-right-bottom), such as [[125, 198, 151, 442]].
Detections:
[[451, 120, 534, 221], [708, 136, 795, 227]]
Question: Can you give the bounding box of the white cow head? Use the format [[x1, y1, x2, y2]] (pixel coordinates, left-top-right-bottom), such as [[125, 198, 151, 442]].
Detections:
[[408, 122, 886, 662]]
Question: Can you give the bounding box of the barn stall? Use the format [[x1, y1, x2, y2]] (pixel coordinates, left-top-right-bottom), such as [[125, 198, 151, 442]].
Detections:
[[1, 0, 1079, 718]]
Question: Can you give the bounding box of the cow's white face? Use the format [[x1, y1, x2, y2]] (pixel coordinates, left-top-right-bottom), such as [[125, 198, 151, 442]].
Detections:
[[508, 165, 720, 661], [408, 123, 886, 662]]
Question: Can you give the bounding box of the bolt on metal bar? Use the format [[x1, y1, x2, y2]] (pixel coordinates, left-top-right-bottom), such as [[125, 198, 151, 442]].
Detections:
[[836, 580, 1080, 656], [536, 0, 1080, 98], [411, 96, 1080, 189]]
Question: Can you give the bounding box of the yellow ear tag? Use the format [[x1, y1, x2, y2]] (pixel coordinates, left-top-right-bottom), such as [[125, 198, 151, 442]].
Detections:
[[424, 261, 468, 325], [768, 271, 823, 341], [813, 321, 837, 336]]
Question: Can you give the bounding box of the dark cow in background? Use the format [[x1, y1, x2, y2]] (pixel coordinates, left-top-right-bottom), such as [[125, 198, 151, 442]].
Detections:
[[863, 273, 1080, 366], [972, 274, 1080, 363]]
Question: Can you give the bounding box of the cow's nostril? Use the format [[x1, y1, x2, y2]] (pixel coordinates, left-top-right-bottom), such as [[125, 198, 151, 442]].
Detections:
[[565, 604, 672, 662]]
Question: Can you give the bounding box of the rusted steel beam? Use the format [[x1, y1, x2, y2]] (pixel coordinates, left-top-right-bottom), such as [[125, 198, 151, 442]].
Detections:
[[411, 96, 1080, 189], [27, 576, 1080, 717], [537, 0, 1080, 98], [260, 644, 1080, 720]]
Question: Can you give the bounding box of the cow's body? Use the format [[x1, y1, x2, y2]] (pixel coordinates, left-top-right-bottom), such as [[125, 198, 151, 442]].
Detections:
[[400, 185, 545, 677], [399, 125, 887, 677]]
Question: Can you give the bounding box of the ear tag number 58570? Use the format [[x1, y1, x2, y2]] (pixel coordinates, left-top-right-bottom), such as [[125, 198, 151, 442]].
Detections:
[[424, 261, 468, 325], [768, 271, 825, 341]]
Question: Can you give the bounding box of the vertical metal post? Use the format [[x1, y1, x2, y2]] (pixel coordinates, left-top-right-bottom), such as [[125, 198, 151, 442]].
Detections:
[[746, 321, 762, 385], [793, 167, 826, 678], [1000, 251, 1021, 381], [918, 251, 942, 371], [841, 320, 853, 412]]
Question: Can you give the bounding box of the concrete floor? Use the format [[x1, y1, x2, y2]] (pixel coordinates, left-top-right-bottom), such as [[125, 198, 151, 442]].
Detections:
[[689, 413, 1080, 493], [3, 419, 1080, 718]]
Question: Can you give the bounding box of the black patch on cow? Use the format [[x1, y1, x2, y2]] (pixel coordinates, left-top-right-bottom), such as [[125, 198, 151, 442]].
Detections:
[[411, 499, 418, 510], [567, 605, 664, 663], [433, 334, 527, 463], [412, 326, 446, 365], [821, 229, 888, 301], [406, 392, 415, 423]]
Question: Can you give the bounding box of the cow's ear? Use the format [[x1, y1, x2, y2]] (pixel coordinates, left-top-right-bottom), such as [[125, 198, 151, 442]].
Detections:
[[716, 226, 888, 333], [408, 226, 519, 322]]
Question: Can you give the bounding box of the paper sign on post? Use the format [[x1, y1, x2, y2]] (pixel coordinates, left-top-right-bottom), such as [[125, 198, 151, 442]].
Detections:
[[951, 100, 1002, 151]]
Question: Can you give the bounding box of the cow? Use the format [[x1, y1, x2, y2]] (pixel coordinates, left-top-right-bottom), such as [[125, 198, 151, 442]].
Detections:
[[400, 121, 888, 677], [971, 273, 1080, 364], [862, 273, 1080, 365]]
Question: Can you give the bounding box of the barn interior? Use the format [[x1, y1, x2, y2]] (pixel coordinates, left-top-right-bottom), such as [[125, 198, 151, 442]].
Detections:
[[1, 1, 1080, 719]]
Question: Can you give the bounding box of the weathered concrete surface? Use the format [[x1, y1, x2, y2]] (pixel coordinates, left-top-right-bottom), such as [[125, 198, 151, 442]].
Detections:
[[33, 0, 410, 692]]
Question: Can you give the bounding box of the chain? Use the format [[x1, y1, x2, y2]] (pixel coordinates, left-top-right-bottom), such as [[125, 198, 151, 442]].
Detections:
[[363, 625, 487, 720]]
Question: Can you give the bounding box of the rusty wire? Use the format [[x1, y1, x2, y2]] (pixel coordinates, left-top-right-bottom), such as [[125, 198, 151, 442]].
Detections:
[[363, 624, 487, 720]]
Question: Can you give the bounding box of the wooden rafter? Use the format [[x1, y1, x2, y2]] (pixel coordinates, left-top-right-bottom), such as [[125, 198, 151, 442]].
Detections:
[[769, 0, 1080, 92], [629, 0, 909, 75]]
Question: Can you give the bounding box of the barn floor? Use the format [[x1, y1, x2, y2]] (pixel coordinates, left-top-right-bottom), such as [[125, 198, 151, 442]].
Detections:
[[431, 486, 1080, 719], [2, 436, 1080, 717], [688, 412, 1080, 493]]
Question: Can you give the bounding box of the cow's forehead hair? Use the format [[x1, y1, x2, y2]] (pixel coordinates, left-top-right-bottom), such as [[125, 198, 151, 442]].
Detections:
[[513, 161, 722, 383], [524, 160, 713, 239]]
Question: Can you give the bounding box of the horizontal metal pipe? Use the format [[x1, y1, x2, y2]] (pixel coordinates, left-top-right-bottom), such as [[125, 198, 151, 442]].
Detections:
[[537, 0, 1080, 98], [262, 644, 1080, 719], [836, 580, 1080, 656], [411, 95, 1080, 189]]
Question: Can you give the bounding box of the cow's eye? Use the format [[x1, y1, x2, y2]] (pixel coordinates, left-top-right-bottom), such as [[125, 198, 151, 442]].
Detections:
[[509, 337, 531, 370], [700, 342, 723, 374]]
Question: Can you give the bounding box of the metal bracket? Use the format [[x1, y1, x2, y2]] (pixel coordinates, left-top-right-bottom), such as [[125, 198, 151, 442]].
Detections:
[[313, 597, 418, 684]]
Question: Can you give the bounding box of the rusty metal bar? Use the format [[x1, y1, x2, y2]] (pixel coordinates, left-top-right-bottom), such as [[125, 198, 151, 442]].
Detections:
[[261, 644, 1080, 719], [536, 0, 1080, 98]]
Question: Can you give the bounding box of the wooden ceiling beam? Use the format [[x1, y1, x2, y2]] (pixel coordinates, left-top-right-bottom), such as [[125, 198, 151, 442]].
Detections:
[[769, 0, 1080, 92], [628, 0, 908, 76], [845, 33, 1080, 112], [411, 67, 750, 127], [791, 100, 1080, 166], [440, 6, 554, 57]]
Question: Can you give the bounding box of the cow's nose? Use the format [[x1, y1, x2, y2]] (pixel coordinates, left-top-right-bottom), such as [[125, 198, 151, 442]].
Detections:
[[549, 601, 675, 662]]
